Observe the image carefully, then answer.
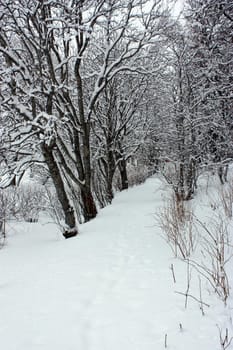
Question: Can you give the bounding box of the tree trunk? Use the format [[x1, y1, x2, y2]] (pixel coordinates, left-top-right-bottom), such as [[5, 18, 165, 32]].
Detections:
[[74, 59, 98, 222], [105, 149, 116, 203], [118, 159, 128, 190], [185, 159, 197, 200], [218, 165, 228, 185], [80, 187, 97, 222], [106, 177, 114, 203], [41, 143, 78, 238]]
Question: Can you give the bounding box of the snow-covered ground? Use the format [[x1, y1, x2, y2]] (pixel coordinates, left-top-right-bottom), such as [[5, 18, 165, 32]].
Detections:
[[0, 176, 232, 350]]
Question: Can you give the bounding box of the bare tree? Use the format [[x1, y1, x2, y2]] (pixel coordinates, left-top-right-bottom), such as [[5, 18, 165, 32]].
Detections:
[[155, 25, 201, 201], [92, 73, 150, 205], [184, 0, 233, 182], [0, 0, 171, 231]]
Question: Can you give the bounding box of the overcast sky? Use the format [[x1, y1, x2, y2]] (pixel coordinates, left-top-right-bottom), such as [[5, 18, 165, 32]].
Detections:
[[172, 0, 185, 17]]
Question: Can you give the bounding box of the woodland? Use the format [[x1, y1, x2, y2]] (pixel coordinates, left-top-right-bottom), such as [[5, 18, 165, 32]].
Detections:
[[0, 0, 232, 236], [1, 2, 233, 350]]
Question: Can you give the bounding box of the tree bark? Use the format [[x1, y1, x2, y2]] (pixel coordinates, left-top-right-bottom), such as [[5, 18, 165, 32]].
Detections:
[[118, 159, 129, 190], [104, 150, 115, 203], [80, 187, 97, 222], [74, 56, 98, 222], [41, 143, 78, 237]]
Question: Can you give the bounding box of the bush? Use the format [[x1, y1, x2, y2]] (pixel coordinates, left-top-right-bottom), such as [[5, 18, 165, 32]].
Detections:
[[127, 163, 150, 187], [156, 194, 196, 259], [0, 184, 45, 223]]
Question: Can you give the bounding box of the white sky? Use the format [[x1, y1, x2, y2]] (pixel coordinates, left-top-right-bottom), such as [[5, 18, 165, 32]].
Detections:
[[172, 0, 185, 17]]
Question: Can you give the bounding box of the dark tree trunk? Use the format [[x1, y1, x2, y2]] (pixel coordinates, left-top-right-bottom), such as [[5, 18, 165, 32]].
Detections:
[[105, 149, 116, 203], [185, 159, 197, 200], [80, 187, 97, 222], [41, 143, 78, 237], [106, 177, 114, 203], [118, 159, 128, 190], [74, 58, 98, 222], [218, 165, 228, 184]]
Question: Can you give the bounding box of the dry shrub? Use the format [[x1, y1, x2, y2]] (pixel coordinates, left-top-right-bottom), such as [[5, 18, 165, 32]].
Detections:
[[189, 216, 231, 305], [157, 174, 233, 306], [156, 194, 196, 259], [217, 325, 233, 350]]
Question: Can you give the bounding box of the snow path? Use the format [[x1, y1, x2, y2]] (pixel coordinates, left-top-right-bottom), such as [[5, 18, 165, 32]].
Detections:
[[0, 177, 231, 349]]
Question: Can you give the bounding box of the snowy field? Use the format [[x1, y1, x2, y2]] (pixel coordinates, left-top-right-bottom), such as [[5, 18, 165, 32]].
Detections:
[[0, 176, 232, 350]]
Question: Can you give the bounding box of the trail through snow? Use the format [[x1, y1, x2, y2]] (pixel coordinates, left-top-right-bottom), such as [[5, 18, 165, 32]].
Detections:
[[0, 177, 232, 350]]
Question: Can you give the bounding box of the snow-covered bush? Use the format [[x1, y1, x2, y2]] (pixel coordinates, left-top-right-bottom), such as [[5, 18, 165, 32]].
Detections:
[[0, 187, 18, 221], [17, 185, 45, 222], [126, 163, 150, 187], [0, 184, 45, 246], [0, 184, 45, 223]]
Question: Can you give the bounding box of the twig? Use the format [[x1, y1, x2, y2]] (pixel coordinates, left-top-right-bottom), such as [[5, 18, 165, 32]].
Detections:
[[198, 276, 205, 316], [175, 291, 210, 308], [170, 263, 176, 283], [164, 333, 168, 348], [217, 325, 233, 349], [185, 259, 191, 308]]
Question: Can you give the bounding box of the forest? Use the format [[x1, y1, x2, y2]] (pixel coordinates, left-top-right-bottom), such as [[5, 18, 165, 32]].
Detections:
[[0, 0, 232, 236], [0, 1, 233, 349]]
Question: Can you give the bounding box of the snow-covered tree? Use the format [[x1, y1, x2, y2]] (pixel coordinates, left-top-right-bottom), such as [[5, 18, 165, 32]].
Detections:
[[184, 0, 233, 182], [0, 0, 171, 234], [92, 72, 151, 205]]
